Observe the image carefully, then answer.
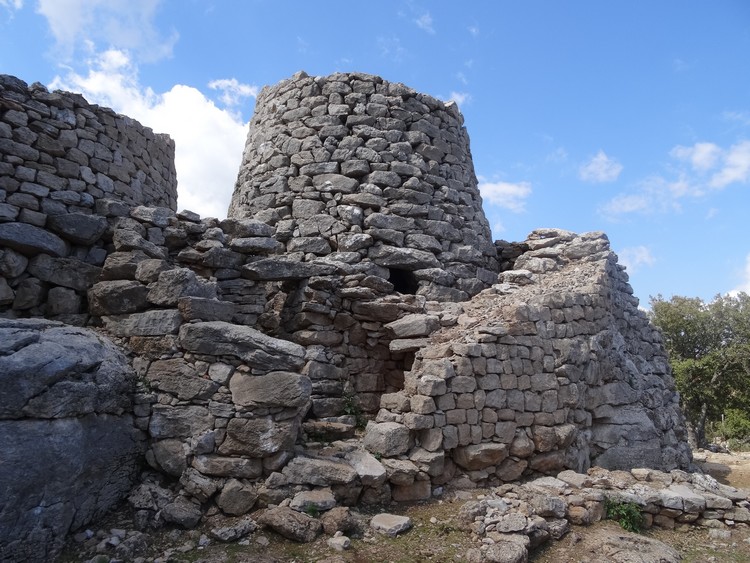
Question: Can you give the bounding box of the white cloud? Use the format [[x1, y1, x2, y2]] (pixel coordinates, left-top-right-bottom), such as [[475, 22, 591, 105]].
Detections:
[[600, 192, 650, 217], [208, 78, 258, 110], [710, 140, 750, 188], [36, 0, 178, 62], [729, 253, 750, 296], [456, 71, 468, 85], [478, 180, 532, 213], [50, 49, 249, 219], [579, 150, 623, 183], [618, 246, 655, 274], [670, 142, 721, 171], [448, 91, 470, 106], [415, 12, 434, 34], [0, 0, 23, 11], [468, 25, 479, 37]]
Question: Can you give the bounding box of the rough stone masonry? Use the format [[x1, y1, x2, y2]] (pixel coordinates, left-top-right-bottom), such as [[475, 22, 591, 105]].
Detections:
[[0, 71, 693, 561]]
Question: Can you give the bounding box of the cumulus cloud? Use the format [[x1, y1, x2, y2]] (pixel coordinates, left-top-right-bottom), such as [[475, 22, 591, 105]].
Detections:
[[709, 140, 750, 188], [579, 150, 623, 183], [618, 246, 655, 274], [208, 78, 258, 112], [601, 139, 750, 219], [36, 0, 178, 62], [50, 49, 252, 219], [478, 180, 532, 213], [670, 142, 721, 171], [415, 12, 434, 34], [448, 91, 471, 106]]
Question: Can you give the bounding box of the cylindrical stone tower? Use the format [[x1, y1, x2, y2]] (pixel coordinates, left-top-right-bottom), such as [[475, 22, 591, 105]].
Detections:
[[230, 71, 498, 300]]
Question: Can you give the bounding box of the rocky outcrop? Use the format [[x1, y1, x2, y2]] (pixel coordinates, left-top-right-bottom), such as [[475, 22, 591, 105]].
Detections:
[[0, 319, 144, 563]]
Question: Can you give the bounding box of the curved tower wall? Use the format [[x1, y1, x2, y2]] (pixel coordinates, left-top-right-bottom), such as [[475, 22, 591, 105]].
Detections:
[[230, 71, 498, 300]]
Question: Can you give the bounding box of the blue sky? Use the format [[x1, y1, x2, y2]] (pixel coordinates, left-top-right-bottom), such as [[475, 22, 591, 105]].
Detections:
[[2, 1, 750, 306]]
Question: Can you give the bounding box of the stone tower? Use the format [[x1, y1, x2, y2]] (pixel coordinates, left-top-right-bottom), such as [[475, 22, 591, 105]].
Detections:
[[229, 71, 498, 301]]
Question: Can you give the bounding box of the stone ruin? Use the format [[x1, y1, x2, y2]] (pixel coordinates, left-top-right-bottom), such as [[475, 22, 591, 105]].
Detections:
[[0, 71, 695, 561]]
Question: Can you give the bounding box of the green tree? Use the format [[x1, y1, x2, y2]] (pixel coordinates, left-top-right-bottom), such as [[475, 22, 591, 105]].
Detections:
[[649, 293, 750, 448]]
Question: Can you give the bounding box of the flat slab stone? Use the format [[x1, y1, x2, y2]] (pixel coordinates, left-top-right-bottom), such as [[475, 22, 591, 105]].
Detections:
[[370, 513, 412, 537], [0, 221, 68, 257]]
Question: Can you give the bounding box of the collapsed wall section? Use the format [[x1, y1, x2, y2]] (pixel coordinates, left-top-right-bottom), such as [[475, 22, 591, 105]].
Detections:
[[230, 71, 498, 301], [365, 229, 692, 499]]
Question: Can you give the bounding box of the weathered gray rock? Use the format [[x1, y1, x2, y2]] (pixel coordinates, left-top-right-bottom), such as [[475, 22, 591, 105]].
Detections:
[[282, 456, 359, 486], [89, 280, 150, 315], [148, 267, 217, 306], [146, 358, 220, 401], [0, 319, 135, 418], [46, 212, 107, 244], [162, 496, 203, 528], [345, 449, 387, 487], [369, 245, 440, 270], [178, 296, 236, 322], [0, 247, 28, 278], [218, 417, 297, 456], [102, 309, 183, 336], [385, 313, 440, 338], [258, 506, 323, 542], [370, 513, 412, 537], [0, 221, 68, 257], [0, 320, 142, 562], [454, 443, 509, 471], [193, 455, 262, 479], [179, 321, 305, 371], [216, 479, 259, 516], [290, 488, 337, 513], [229, 370, 311, 408], [210, 517, 257, 542], [26, 254, 101, 292], [242, 257, 339, 280], [363, 422, 413, 457]]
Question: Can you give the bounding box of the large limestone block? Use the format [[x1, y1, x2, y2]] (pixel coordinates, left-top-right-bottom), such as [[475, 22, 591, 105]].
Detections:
[[146, 358, 220, 401], [148, 267, 217, 306], [258, 506, 323, 543], [453, 443, 509, 471], [282, 456, 359, 486], [0, 319, 141, 562], [0, 415, 143, 562], [218, 417, 297, 456], [0, 319, 135, 418], [103, 309, 183, 336], [179, 321, 305, 371], [229, 370, 311, 408], [363, 421, 413, 456], [369, 245, 440, 270], [385, 313, 440, 338], [89, 280, 150, 315], [47, 212, 108, 245], [27, 254, 101, 291]]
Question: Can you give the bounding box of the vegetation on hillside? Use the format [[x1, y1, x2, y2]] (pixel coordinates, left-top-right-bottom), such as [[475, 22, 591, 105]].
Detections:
[[649, 293, 750, 449]]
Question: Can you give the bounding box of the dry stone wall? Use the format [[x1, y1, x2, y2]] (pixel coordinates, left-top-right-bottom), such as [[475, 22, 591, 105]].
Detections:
[[0, 75, 176, 320]]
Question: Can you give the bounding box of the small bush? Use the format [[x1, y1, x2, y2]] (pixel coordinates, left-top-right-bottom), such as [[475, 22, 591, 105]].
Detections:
[[721, 409, 750, 441], [605, 498, 643, 533]]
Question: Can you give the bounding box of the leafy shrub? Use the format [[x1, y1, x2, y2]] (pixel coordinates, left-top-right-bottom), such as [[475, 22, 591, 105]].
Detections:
[[605, 498, 643, 533], [721, 409, 750, 440]]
